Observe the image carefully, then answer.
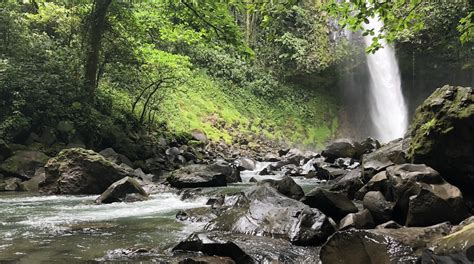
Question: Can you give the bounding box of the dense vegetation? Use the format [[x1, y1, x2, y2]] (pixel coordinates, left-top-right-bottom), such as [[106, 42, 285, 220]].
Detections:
[[0, 0, 471, 150]]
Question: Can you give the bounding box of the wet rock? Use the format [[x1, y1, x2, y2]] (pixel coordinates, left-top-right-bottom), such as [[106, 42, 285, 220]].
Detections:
[[173, 233, 254, 263], [330, 168, 364, 200], [235, 157, 256, 171], [248, 177, 258, 183], [205, 185, 335, 245], [361, 138, 408, 180], [20, 167, 46, 192], [176, 207, 218, 223], [376, 221, 402, 229], [95, 177, 148, 204], [174, 231, 320, 264], [263, 153, 279, 162], [0, 139, 12, 161], [426, 216, 474, 261], [258, 176, 304, 200], [314, 166, 333, 180], [339, 209, 375, 230], [178, 256, 236, 264], [301, 187, 358, 222], [3, 177, 22, 191], [322, 139, 360, 162], [357, 137, 381, 157], [0, 150, 50, 180], [387, 164, 470, 226], [206, 195, 225, 209], [168, 161, 240, 188], [283, 148, 306, 165], [281, 164, 302, 176], [334, 158, 359, 169], [191, 130, 209, 144], [40, 148, 133, 194], [408, 85, 474, 191], [355, 171, 392, 200], [166, 147, 181, 156], [320, 223, 451, 264], [363, 191, 393, 224], [278, 148, 290, 157], [99, 148, 134, 168], [257, 166, 274, 176], [209, 160, 241, 183]]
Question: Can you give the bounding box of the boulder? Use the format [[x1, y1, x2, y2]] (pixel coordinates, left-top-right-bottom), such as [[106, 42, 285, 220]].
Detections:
[[168, 161, 240, 188], [178, 256, 236, 264], [339, 209, 375, 230], [354, 171, 392, 201], [425, 216, 474, 262], [263, 153, 279, 162], [205, 185, 335, 245], [0, 139, 12, 161], [99, 148, 134, 168], [0, 150, 50, 180], [40, 148, 133, 194], [301, 187, 358, 222], [387, 164, 470, 226], [408, 85, 474, 190], [191, 130, 209, 144], [362, 191, 393, 224], [20, 167, 46, 192], [95, 177, 148, 204], [173, 233, 254, 264], [283, 148, 306, 165], [376, 221, 402, 229], [320, 223, 451, 264], [322, 139, 360, 162], [258, 176, 304, 200], [209, 160, 241, 183], [361, 138, 408, 181], [173, 231, 320, 264], [3, 177, 22, 191], [357, 137, 381, 157], [235, 157, 256, 171], [330, 168, 364, 200]]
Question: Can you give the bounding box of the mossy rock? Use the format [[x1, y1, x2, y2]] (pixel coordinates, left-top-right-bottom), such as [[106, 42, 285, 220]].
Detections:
[[408, 85, 474, 190], [0, 150, 50, 179], [40, 148, 133, 194]]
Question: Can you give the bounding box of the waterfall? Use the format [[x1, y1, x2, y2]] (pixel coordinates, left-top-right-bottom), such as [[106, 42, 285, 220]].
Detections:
[[363, 17, 408, 142]]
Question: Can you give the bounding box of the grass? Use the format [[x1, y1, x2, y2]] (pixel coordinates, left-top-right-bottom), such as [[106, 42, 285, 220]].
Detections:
[[156, 70, 339, 148]]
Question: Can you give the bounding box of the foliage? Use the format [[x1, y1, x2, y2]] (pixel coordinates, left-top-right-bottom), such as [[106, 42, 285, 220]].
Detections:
[[326, 0, 473, 53]]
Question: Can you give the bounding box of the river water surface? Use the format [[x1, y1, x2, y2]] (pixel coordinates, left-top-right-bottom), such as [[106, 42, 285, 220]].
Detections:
[[0, 163, 325, 263]]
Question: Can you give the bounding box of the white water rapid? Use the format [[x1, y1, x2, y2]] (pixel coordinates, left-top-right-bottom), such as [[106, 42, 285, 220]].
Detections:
[[363, 17, 408, 142]]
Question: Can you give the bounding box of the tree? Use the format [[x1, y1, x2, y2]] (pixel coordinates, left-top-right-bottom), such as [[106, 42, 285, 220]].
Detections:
[[326, 0, 473, 52], [84, 0, 112, 101]]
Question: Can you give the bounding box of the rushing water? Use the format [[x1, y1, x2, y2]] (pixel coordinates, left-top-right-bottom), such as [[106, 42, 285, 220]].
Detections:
[[363, 17, 408, 142], [0, 162, 324, 263]]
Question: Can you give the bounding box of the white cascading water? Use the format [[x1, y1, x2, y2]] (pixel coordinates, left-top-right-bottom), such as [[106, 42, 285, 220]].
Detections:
[[363, 17, 408, 142]]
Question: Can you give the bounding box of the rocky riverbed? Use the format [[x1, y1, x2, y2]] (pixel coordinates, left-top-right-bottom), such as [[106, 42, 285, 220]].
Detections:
[[0, 85, 473, 263]]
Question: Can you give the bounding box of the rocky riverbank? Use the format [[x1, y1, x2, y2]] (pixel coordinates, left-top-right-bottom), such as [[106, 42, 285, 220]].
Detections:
[[0, 85, 473, 263]]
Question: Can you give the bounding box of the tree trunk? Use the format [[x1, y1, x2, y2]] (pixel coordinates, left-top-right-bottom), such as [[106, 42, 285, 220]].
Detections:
[[84, 0, 112, 101]]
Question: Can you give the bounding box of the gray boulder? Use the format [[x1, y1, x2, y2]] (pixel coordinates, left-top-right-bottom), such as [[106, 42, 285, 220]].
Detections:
[[40, 148, 133, 194], [320, 223, 451, 264], [205, 185, 335, 245], [301, 187, 358, 222], [258, 176, 304, 200], [0, 150, 50, 179], [168, 161, 240, 188], [322, 139, 360, 162], [361, 138, 408, 181], [339, 209, 375, 230], [96, 177, 148, 204], [363, 191, 393, 224]]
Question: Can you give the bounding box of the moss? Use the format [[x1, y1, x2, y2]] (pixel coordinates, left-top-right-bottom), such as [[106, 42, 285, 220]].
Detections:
[[150, 71, 340, 147]]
